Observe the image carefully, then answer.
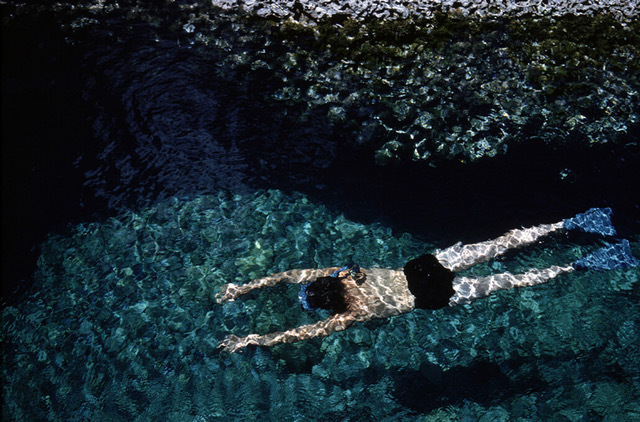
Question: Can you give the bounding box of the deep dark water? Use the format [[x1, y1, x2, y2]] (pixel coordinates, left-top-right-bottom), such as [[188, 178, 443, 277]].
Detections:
[[2, 15, 99, 297]]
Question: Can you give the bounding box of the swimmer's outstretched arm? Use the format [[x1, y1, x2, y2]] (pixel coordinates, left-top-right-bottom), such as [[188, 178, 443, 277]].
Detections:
[[215, 268, 339, 303], [218, 312, 359, 353]]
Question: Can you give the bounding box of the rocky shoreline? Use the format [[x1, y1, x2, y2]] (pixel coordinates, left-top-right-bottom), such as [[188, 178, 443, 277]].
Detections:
[[212, 0, 639, 22]]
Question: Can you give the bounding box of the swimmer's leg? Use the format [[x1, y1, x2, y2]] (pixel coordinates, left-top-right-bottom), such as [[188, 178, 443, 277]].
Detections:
[[435, 208, 618, 272], [449, 265, 574, 306], [448, 240, 638, 306], [434, 222, 564, 272]]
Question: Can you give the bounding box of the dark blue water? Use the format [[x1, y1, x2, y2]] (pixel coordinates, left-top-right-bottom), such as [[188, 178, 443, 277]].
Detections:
[[2, 2, 640, 420]]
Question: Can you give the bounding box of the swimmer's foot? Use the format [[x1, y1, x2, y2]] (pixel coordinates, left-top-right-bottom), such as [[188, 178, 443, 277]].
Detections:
[[563, 207, 617, 236], [573, 240, 639, 271]]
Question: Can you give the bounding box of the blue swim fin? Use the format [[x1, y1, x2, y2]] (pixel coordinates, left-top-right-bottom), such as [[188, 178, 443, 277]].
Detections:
[[573, 240, 639, 271], [563, 207, 617, 236]]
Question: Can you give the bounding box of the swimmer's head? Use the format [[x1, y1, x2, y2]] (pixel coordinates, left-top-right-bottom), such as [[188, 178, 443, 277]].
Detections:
[[304, 276, 348, 313]]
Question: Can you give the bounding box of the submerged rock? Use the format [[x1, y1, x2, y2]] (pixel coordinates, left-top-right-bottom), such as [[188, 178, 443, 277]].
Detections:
[[2, 191, 640, 420], [5, 1, 638, 173]]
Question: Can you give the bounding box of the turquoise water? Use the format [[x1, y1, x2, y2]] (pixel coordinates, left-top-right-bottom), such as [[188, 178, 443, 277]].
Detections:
[[2, 1, 640, 420], [2, 190, 639, 420]]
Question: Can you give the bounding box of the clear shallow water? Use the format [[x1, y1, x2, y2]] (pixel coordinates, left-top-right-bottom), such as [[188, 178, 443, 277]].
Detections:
[[2, 190, 639, 420], [2, 1, 640, 420]]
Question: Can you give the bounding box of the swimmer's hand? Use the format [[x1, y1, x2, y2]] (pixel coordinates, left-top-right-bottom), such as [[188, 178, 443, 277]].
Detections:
[[217, 334, 259, 353], [215, 283, 243, 303]]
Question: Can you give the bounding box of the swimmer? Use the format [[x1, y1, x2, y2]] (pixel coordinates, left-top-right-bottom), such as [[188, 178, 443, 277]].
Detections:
[[216, 208, 638, 353]]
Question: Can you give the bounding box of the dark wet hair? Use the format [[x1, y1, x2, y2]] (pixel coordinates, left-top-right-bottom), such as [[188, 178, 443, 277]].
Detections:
[[304, 276, 348, 313]]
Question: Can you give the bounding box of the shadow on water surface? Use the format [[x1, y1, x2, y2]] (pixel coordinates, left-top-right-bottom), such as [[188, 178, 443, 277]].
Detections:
[[318, 138, 640, 248], [392, 346, 626, 415], [2, 14, 104, 300]]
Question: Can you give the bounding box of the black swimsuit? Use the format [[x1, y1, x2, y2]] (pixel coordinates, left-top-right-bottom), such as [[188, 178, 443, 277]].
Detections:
[[404, 254, 455, 310]]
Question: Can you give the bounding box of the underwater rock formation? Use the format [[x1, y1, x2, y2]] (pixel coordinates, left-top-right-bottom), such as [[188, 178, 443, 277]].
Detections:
[[5, 1, 639, 169]]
